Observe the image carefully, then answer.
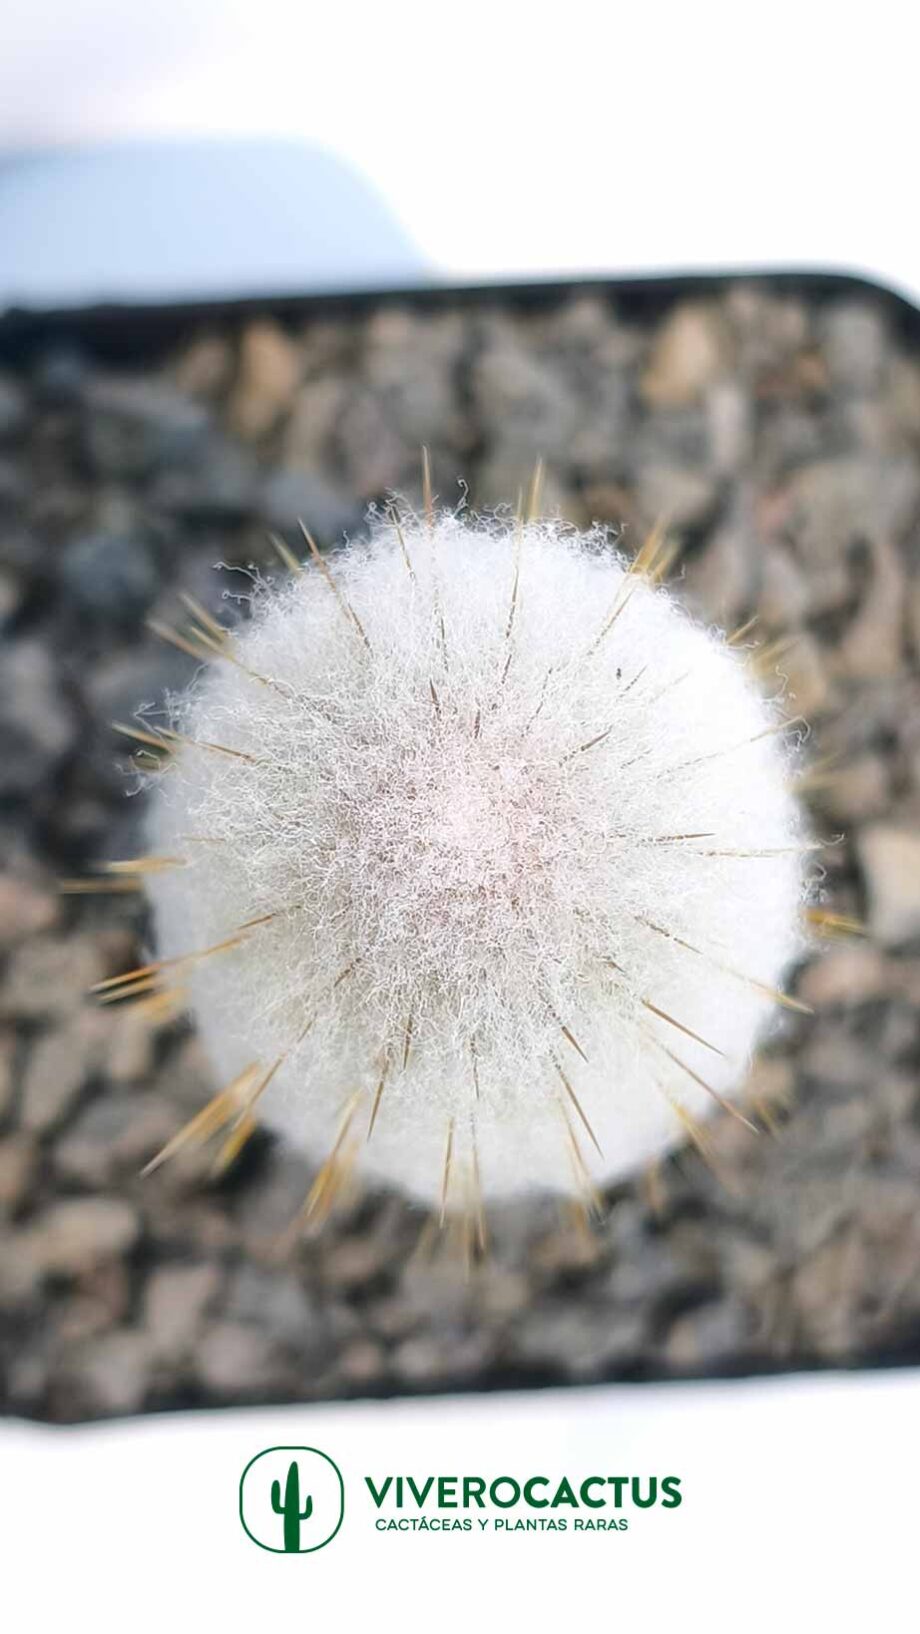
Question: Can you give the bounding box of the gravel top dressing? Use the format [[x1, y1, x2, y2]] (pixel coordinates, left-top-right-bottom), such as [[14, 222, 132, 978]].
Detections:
[[2, 274, 920, 1421]]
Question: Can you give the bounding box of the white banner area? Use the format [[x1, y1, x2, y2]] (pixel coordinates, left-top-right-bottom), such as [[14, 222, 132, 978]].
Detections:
[[2, 1368, 914, 1631]]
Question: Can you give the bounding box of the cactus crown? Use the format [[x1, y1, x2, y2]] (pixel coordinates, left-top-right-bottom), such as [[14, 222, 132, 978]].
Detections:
[[139, 498, 808, 1225]]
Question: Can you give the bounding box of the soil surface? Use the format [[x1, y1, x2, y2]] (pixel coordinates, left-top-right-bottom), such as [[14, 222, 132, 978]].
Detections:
[[2, 276, 920, 1421]]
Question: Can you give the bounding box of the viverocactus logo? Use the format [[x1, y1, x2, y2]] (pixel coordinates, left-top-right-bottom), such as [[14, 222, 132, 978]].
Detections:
[[239, 1447, 344, 1553], [365, 1471, 682, 1532]]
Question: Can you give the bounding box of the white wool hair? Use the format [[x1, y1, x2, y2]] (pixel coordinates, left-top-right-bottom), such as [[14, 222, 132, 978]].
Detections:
[[144, 514, 807, 1206]]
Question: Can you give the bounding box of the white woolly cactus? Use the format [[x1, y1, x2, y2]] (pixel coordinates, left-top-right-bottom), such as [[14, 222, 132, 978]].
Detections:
[[125, 486, 810, 1228]]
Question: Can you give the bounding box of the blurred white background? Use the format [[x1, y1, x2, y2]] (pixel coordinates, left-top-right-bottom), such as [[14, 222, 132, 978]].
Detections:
[[3, 0, 918, 302]]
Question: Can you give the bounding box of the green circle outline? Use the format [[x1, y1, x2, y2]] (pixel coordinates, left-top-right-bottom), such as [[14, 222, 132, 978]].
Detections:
[[239, 1445, 345, 1554]]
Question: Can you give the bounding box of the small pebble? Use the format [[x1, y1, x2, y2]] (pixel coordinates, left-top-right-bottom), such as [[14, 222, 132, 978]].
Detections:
[[858, 825, 920, 946], [24, 1196, 139, 1277]]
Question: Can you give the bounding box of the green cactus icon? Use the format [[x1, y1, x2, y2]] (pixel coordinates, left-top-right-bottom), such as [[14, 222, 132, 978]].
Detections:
[[271, 1460, 314, 1552]]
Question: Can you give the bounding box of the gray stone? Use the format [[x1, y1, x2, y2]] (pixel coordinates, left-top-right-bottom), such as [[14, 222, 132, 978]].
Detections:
[[150, 436, 258, 520], [339, 1337, 386, 1385], [0, 571, 22, 638], [641, 302, 732, 406], [514, 1306, 646, 1377], [664, 1300, 748, 1369], [259, 466, 363, 545], [54, 1260, 131, 1342], [143, 1262, 222, 1354], [817, 754, 889, 824], [0, 1134, 38, 1216], [33, 345, 89, 405], [833, 534, 905, 680], [391, 1335, 448, 1383], [85, 376, 210, 475], [472, 338, 579, 459], [0, 872, 58, 949], [858, 825, 920, 946], [54, 1091, 177, 1188], [0, 373, 27, 441], [6, 1349, 52, 1408], [474, 449, 576, 519], [284, 377, 351, 471], [791, 1231, 864, 1358], [706, 381, 753, 474], [60, 531, 158, 626], [0, 1234, 43, 1310], [634, 462, 718, 530], [724, 285, 809, 371], [361, 308, 470, 452], [73, 1329, 152, 1415], [820, 300, 889, 393], [0, 458, 25, 517], [224, 1263, 319, 1349], [195, 1321, 278, 1395], [104, 1012, 158, 1086], [171, 332, 233, 400], [234, 1146, 313, 1243], [787, 455, 920, 590], [20, 1013, 110, 1132], [0, 1027, 14, 1121], [24, 1197, 140, 1277], [797, 944, 887, 1008], [323, 1235, 389, 1290], [682, 513, 757, 622], [1, 936, 109, 1021], [758, 542, 812, 626], [227, 319, 301, 440], [0, 641, 74, 797]]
